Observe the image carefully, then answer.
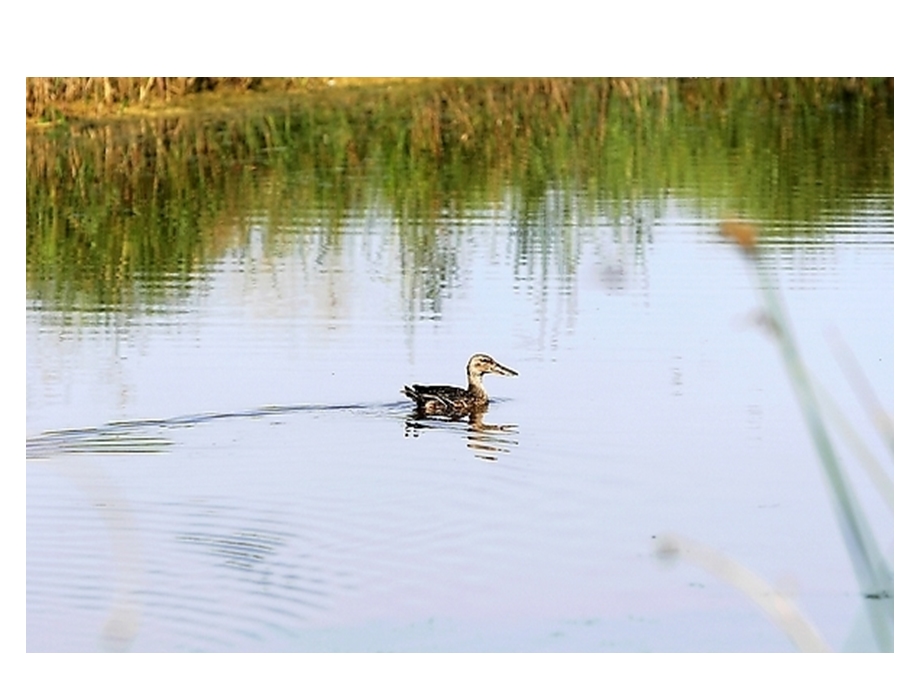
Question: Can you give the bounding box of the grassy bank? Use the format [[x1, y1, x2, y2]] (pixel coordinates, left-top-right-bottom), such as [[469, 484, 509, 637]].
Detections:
[[27, 77, 322, 124], [27, 77, 437, 126], [26, 77, 892, 127]]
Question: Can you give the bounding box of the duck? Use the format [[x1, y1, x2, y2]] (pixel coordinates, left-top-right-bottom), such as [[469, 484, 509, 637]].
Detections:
[[403, 353, 518, 417]]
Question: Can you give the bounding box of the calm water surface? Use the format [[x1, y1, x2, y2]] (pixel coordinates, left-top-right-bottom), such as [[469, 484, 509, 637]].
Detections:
[[26, 85, 893, 651]]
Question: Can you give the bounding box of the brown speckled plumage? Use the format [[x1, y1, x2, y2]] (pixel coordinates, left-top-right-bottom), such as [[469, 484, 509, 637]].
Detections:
[[403, 353, 518, 417]]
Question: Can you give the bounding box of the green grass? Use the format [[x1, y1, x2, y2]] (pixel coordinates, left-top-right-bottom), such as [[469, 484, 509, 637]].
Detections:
[[27, 78, 893, 319]]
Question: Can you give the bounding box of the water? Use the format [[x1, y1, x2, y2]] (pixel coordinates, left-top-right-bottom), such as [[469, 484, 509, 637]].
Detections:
[[26, 84, 894, 651]]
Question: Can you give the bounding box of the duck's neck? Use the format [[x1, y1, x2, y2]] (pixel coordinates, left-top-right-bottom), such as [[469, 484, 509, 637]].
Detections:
[[467, 373, 488, 400]]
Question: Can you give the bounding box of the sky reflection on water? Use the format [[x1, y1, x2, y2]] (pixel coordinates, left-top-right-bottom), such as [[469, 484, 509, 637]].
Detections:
[[27, 198, 892, 651]]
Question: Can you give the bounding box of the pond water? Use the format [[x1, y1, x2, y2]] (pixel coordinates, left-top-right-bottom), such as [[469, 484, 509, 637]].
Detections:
[[26, 80, 893, 652]]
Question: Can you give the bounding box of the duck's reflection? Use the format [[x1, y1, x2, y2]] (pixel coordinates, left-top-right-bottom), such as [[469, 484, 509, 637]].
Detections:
[[404, 404, 518, 462]]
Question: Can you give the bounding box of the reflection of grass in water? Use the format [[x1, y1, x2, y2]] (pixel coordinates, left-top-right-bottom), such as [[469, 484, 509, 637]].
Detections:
[[659, 221, 893, 652], [27, 78, 893, 318]]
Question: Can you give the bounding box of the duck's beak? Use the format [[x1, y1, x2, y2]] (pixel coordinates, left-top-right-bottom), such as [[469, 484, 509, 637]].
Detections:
[[492, 360, 518, 377]]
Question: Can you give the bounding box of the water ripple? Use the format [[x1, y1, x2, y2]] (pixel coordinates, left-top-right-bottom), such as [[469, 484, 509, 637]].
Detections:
[[26, 401, 410, 460], [27, 481, 361, 650]]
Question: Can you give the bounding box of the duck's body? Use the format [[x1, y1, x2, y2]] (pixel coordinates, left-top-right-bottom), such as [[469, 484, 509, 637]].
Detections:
[[403, 353, 518, 417]]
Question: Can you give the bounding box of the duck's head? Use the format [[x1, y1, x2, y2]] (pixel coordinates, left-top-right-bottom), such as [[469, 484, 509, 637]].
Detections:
[[467, 353, 518, 379]]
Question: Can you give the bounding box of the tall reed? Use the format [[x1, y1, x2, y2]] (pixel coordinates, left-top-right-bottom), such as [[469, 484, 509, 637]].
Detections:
[[720, 220, 893, 651]]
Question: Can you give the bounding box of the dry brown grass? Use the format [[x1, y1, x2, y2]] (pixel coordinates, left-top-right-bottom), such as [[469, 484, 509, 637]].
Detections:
[[25, 77, 335, 122], [27, 77, 893, 129]]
